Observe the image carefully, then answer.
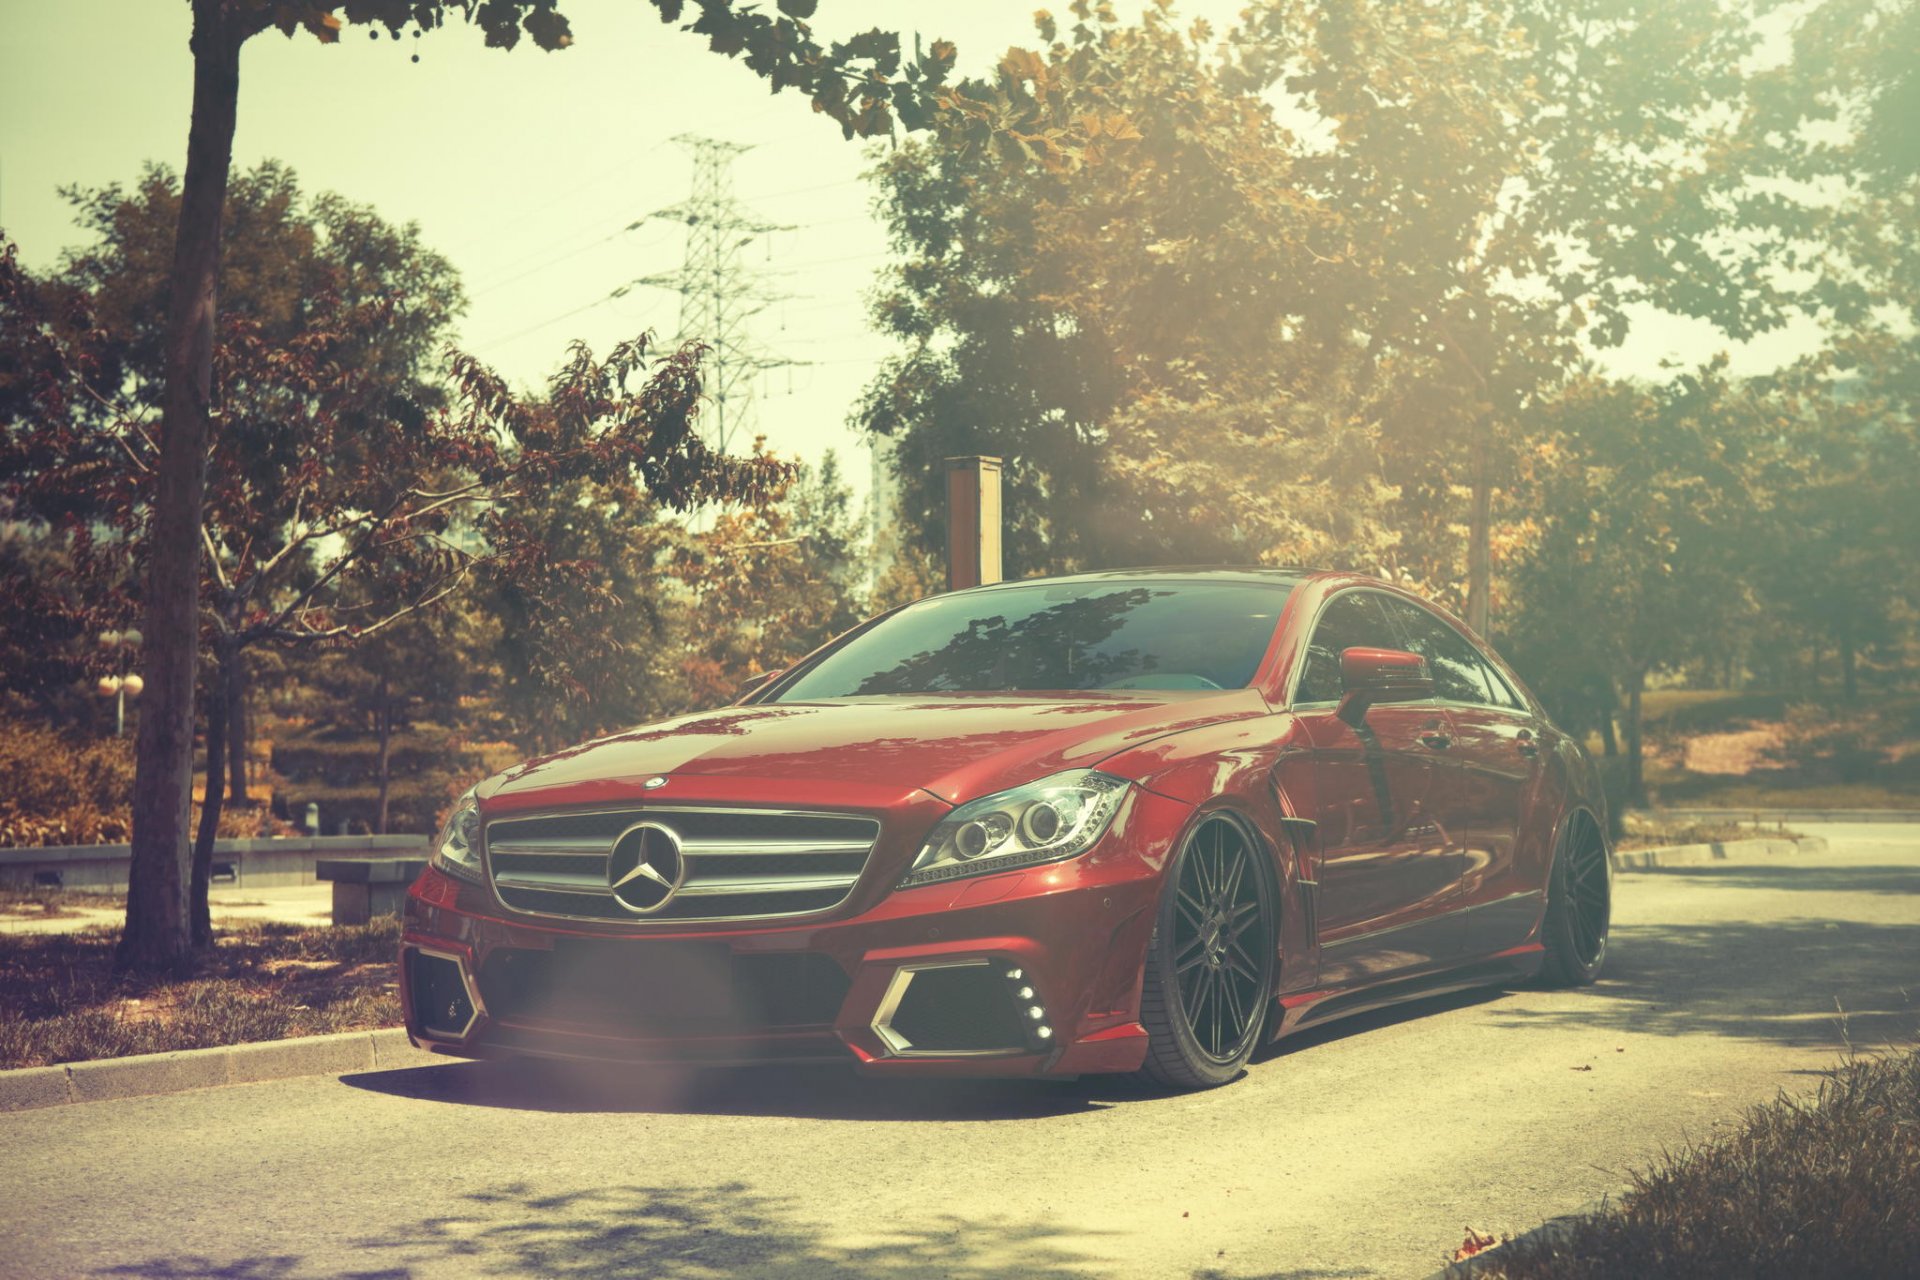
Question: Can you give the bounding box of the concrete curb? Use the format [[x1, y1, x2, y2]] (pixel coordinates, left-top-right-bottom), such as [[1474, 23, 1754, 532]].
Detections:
[[0, 1026, 439, 1113], [1422, 1196, 1613, 1280], [1611, 834, 1828, 872]]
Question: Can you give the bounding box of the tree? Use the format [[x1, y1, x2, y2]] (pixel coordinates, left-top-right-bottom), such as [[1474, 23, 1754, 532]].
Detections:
[[862, 5, 1393, 577], [666, 450, 866, 705], [6, 218, 788, 948], [1711, 0, 1920, 698], [117, 0, 969, 971], [1505, 367, 1765, 802], [1228, 0, 1814, 633], [297, 580, 489, 835], [473, 426, 680, 757], [52, 162, 465, 805]]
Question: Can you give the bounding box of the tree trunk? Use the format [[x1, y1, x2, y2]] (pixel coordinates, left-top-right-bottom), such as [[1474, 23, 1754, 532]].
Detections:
[[118, 1, 244, 973], [375, 671, 392, 837], [1625, 667, 1647, 809], [227, 652, 250, 806], [1465, 409, 1493, 638], [1598, 707, 1618, 758], [1840, 626, 1858, 701], [190, 647, 230, 950]]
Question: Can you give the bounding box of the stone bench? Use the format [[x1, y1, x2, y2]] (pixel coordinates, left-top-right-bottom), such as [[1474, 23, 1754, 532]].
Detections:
[[315, 858, 428, 926]]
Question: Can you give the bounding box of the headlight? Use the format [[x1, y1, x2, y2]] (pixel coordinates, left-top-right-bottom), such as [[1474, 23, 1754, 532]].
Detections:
[[431, 787, 483, 883], [899, 770, 1130, 888]]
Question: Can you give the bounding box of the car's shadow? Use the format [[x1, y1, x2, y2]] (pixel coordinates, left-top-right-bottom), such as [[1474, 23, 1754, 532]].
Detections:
[[341, 1054, 1119, 1120], [341, 985, 1517, 1120], [1253, 985, 1513, 1063]]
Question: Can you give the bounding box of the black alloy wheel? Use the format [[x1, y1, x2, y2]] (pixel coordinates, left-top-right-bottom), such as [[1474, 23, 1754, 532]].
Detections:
[[1540, 810, 1610, 986], [1135, 812, 1277, 1089]]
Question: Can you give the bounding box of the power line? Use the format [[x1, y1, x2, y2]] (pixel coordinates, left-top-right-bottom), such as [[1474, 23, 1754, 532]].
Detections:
[[483, 136, 676, 240], [471, 222, 675, 299], [477, 296, 607, 349], [737, 174, 864, 204], [476, 283, 645, 348]]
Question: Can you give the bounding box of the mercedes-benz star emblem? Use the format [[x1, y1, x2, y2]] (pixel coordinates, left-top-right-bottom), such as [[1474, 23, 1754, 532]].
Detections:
[[606, 821, 684, 914]]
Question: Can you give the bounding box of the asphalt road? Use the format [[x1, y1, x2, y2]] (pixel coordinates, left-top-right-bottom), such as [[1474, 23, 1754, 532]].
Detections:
[[4, 822, 1916, 1280]]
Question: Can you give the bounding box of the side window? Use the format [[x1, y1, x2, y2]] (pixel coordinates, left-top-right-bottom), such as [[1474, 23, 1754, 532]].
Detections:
[[1295, 591, 1398, 703], [1477, 655, 1528, 711], [1378, 598, 1494, 705]]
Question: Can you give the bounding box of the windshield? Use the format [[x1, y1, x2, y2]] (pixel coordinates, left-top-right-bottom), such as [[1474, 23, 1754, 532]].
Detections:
[[775, 580, 1292, 699]]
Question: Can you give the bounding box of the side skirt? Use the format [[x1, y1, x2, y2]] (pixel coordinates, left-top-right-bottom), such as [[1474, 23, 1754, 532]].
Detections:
[[1271, 943, 1545, 1040]]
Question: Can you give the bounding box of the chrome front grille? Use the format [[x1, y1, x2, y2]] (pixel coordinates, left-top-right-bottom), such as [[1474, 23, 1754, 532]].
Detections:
[[483, 807, 881, 924]]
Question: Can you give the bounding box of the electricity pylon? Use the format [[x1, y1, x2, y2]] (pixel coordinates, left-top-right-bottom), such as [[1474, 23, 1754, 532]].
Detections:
[[631, 135, 803, 454]]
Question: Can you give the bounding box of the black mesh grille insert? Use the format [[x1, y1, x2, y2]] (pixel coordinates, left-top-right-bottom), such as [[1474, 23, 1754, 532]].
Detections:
[[889, 965, 1029, 1053], [408, 950, 475, 1038], [492, 851, 606, 880], [477, 945, 851, 1032], [688, 852, 869, 879]]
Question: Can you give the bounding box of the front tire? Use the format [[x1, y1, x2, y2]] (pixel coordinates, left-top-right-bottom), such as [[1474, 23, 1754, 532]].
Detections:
[[1135, 812, 1277, 1090], [1540, 810, 1610, 986]]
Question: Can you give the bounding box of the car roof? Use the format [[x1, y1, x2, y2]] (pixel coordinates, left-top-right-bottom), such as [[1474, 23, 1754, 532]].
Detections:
[[951, 565, 1324, 595]]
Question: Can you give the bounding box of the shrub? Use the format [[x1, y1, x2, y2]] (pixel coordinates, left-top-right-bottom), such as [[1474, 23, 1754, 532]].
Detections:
[[0, 719, 134, 847], [1474, 1050, 1920, 1279]]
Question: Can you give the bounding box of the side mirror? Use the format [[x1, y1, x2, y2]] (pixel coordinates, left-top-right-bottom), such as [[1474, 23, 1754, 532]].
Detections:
[[735, 669, 781, 701], [1337, 647, 1433, 724]]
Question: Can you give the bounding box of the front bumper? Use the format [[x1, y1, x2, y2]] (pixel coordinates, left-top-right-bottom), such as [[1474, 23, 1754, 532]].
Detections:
[[400, 785, 1190, 1077]]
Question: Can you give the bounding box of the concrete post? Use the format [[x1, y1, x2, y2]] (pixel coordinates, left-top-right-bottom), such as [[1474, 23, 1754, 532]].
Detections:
[[944, 456, 1003, 591]]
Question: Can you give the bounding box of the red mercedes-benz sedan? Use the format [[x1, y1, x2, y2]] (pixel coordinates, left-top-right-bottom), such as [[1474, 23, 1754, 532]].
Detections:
[[402, 568, 1611, 1089]]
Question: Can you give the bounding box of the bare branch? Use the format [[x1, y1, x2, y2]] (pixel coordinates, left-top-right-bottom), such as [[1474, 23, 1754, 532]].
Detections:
[[200, 522, 233, 593], [261, 565, 476, 645]]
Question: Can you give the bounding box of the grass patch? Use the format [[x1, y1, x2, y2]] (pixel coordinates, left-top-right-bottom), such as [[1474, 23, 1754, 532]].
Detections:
[[1638, 690, 1791, 733], [0, 886, 125, 919], [1470, 1050, 1920, 1279], [0, 917, 401, 1069]]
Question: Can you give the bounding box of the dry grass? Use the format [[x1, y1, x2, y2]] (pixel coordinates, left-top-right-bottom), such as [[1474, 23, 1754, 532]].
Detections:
[[0, 917, 401, 1069], [1469, 1050, 1920, 1280]]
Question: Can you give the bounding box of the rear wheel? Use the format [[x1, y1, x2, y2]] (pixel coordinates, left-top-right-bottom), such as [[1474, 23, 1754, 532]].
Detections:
[[1540, 810, 1610, 986], [1135, 812, 1277, 1090]]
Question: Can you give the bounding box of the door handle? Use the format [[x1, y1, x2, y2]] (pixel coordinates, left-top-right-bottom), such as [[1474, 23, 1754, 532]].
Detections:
[[1419, 731, 1453, 750], [1516, 729, 1539, 758]]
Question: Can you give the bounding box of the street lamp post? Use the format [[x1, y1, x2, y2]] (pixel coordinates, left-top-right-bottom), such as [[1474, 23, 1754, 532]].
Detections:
[[96, 629, 144, 737]]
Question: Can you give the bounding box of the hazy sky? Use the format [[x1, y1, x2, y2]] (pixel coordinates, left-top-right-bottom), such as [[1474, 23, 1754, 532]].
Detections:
[[1, 1, 1825, 502]]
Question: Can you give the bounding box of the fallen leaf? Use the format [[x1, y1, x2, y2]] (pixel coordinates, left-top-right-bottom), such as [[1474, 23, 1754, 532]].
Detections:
[[1452, 1227, 1500, 1262]]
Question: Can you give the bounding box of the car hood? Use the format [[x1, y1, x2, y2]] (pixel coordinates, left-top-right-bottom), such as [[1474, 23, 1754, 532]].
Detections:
[[482, 690, 1271, 812]]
